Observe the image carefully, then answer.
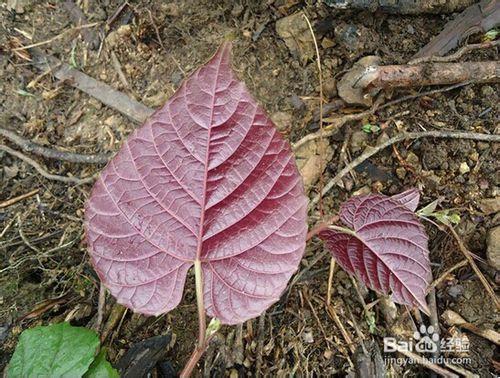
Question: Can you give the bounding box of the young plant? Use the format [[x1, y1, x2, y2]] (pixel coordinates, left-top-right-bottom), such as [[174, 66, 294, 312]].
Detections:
[[84, 43, 308, 376], [314, 189, 431, 314], [84, 43, 432, 375]]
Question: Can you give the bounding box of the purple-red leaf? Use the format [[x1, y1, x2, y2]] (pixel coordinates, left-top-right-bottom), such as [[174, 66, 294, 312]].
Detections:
[[84, 43, 308, 325], [318, 192, 431, 313], [390, 188, 420, 212]]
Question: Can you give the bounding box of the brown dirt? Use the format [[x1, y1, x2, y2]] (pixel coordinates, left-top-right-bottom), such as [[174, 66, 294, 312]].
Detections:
[[0, 0, 498, 376]]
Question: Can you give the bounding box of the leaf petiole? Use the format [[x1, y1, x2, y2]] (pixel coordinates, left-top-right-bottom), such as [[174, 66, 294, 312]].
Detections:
[[326, 224, 357, 237], [180, 260, 209, 377]]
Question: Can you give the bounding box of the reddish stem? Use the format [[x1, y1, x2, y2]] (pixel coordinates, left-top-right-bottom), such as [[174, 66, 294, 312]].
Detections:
[[180, 260, 207, 377], [306, 215, 340, 241], [180, 343, 208, 377]]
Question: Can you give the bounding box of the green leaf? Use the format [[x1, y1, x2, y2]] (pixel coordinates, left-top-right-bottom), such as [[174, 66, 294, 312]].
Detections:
[[433, 210, 461, 225], [16, 89, 36, 98], [362, 123, 380, 134], [417, 199, 439, 217], [70, 44, 78, 69], [8, 322, 100, 378], [484, 29, 499, 41], [84, 349, 119, 378], [206, 317, 221, 338], [417, 199, 461, 225]]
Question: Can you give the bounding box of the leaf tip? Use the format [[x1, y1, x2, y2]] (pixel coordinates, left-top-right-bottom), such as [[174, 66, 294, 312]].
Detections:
[[390, 188, 420, 212], [214, 40, 233, 65]]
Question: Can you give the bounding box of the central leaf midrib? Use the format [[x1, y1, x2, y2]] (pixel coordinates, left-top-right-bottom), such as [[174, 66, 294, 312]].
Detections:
[[195, 49, 225, 262]]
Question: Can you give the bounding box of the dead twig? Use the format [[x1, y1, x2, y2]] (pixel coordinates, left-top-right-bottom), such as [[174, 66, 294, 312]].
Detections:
[[106, 2, 130, 27], [101, 304, 126, 343], [0, 145, 95, 185], [286, 250, 330, 297], [325, 0, 477, 14], [12, 22, 101, 51], [309, 130, 500, 210], [326, 258, 336, 307], [303, 12, 326, 215], [109, 308, 128, 346], [292, 108, 373, 151], [0, 189, 39, 209], [95, 283, 107, 332], [146, 8, 186, 76], [255, 312, 266, 378], [303, 290, 330, 344], [326, 303, 355, 354], [428, 288, 440, 361], [17, 214, 41, 254], [30, 49, 154, 123], [293, 81, 470, 151], [442, 310, 500, 345], [428, 260, 468, 291], [444, 224, 500, 310], [0, 127, 110, 164], [110, 51, 131, 89], [356, 61, 499, 91], [147, 9, 166, 51], [19, 293, 71, 322], [409, 39, 500, 65]]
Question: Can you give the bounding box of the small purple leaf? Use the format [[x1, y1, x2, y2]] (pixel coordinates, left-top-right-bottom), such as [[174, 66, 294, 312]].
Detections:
[[84, 43, 308, 325], [391, 188, 420, 212], [319, 192, 431, 313]]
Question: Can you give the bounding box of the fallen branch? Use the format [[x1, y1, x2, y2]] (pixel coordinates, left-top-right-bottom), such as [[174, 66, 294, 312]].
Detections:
[[358, 61, 499, 90], [0, 127, 110, 164], [0, 145, 95, 185], [412, 0, 499, 59], [30, 48, 154, 123], [309, 131, 500, 209], [442, 309, 500, 345], [325, 0, 476, 14]]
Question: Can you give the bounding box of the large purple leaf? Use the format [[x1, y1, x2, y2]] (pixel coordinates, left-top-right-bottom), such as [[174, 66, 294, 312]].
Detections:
[[84, 43, 308, 325], [318, 192, 431, 313]]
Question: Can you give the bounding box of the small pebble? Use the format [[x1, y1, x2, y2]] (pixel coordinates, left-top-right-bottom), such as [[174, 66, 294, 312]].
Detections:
[[270, 111, 293, 132], [353, 185, 370, 196], [321, 38, 336, 49], [302, 330, 314, 344], [459, 162, 470, 175], [289, 94, 305, 110], [479, 179, 489, 190], [322, 77, 337, 98]]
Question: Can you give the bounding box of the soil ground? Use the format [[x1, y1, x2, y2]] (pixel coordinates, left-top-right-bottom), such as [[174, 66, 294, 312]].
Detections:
[[0, 0, 498, 376]]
